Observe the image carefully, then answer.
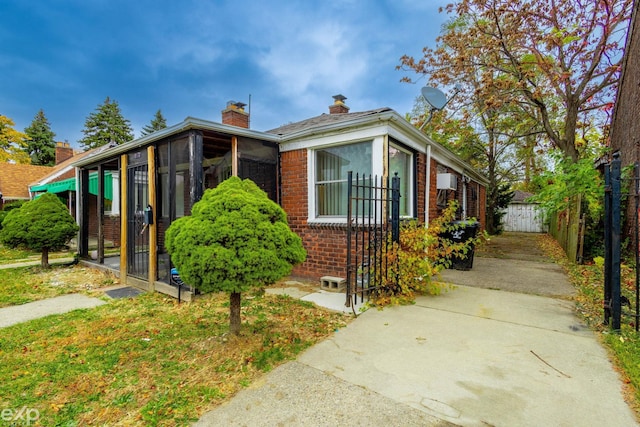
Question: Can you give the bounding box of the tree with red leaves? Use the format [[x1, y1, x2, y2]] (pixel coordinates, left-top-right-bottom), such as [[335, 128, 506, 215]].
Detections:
[[399, 0, 633, 162]]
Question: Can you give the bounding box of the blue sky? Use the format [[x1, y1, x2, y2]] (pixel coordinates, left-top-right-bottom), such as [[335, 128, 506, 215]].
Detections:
[[1, 0, 449, 148]]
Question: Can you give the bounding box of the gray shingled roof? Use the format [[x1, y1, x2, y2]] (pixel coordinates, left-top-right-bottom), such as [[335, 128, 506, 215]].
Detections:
[[512, 190, 535, 203], [266, 108, 392, 135]]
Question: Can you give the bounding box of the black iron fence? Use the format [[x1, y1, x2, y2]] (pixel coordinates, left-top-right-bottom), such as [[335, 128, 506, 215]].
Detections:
[[604, 152, 640, 331], [346, 172, 400, 307]]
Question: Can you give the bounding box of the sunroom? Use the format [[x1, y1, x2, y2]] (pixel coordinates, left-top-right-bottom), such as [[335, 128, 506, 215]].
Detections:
[[73, 106, 279, 300]]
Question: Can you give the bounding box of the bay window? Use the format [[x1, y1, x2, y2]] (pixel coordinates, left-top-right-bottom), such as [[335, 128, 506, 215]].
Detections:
[[315, 141, 372, 217]]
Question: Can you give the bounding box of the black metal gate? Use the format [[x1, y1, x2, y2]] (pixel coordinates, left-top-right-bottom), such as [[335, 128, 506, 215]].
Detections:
[[604, 152, 640, 331], [127, 163, 150, 279], [346, 172, 400, 307]]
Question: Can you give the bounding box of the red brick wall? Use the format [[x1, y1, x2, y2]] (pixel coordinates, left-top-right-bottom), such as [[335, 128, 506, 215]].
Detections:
[[281, 149, 349, 280], [428, 158, 440, 221], [610, 10, 640, 242], [280, 148, 487, 282], [428, 158, 486, 228], [87, 195, 121, 247]]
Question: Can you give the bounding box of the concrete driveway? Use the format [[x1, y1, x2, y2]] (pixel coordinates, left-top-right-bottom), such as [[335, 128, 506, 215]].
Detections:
[[439, 232, 575, 298], [196, 232, 638, 426]]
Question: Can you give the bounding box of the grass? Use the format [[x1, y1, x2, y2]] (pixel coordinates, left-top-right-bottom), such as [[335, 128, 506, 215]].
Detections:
[[0, 244, 75, 263], [0, 291, 349, 426], [538, 234, 640, 415], [0, 244, 350, 425], [0, 264, 116, 307]]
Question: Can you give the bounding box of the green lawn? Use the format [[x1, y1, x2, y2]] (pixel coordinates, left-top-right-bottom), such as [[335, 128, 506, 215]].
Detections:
[[1, 291, 348, 426], [0, 243, 349, 425], [0, 243, 75, 263], [0, 264, 116, 308]]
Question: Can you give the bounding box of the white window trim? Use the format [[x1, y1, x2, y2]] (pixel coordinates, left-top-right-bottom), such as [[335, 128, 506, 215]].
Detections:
[[106, 172, 120, 216], [307, 137, 384, 223], [388, 141, 414, 218]]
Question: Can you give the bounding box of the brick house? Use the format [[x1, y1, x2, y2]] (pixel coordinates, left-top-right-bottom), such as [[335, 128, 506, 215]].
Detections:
[[270, 97, 486, 280], [0, 163, 52, 209], [73, 96, 487, 299], [29, 142, 122, 247], [609, 2, 639, 242]]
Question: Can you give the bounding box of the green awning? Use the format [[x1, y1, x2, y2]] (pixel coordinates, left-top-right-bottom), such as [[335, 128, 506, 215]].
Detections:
[[88, 172, 113, 200], [31, 172, 113, 200]]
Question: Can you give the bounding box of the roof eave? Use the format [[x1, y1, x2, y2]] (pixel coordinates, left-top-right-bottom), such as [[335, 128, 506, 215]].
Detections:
[[73, 117, 280, 168], [278, 110, 489, 186]]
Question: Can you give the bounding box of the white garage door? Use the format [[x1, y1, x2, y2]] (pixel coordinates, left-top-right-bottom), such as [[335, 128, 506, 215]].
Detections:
[[502, 203, 546, 233]]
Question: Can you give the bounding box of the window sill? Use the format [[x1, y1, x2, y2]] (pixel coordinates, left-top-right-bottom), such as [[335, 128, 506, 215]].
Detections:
[[307, 219, 349, 230]]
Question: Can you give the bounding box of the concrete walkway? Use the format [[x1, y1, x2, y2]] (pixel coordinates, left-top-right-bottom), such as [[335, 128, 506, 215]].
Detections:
[[195, 234, 639, 427], [0, 294, 105, 328], [1, 234, 637, 425], [0, 257, 76, 270], [195, 284, 638, 426]]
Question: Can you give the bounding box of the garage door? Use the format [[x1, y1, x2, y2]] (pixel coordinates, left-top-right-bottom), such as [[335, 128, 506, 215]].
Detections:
[[502, 203, 546, 233]]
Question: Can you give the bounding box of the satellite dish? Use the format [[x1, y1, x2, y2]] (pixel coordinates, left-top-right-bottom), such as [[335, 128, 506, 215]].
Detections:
[[421, 87, 448, 110]]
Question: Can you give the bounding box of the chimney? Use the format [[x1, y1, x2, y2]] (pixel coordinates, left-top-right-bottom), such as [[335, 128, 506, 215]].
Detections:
[[55, 141, 74, 164], [222, 101, 249, 128], [329, 94, 350, 114]]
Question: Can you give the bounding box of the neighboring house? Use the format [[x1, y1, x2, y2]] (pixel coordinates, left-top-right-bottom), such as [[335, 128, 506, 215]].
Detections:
[[0, 163, 52, 209], [29, 142, 121, 246], [610, 1, 639, 242], [72, 96, 488, 298], [501, 190, 546, 233]]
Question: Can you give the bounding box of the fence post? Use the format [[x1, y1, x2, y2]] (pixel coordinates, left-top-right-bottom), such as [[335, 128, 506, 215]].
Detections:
[[635, 163, 640, 332], [604, 161, 611, 325], [391, 173, 400, 244], [611, 153, 622, 330], [346, 171, 353, 307]]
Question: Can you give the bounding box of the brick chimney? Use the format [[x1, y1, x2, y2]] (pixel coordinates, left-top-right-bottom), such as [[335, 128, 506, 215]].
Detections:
[[55, 141, 74, 164], [221, 101, 249, 128], [329, 94, 350, 114]]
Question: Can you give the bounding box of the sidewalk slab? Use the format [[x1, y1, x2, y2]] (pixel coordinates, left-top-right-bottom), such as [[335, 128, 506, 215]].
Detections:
[[193, 361, 452, 427], [0, 257, 76, 270], [297, 285, 638, 426], [439, 256, 575, 297], [0, 294, 105, 328]]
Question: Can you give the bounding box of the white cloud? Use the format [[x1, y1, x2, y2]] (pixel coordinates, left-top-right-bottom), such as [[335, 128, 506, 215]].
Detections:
[[258, 21, 367, 95]]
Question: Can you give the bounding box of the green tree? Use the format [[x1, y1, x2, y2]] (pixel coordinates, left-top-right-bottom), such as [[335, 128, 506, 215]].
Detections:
[[0, 114, 30, 164], [141, 109, 167, 137], [165, 177, 306, 335], [24, 109, 56, 166], [0, 200, 26, 232], [79, 97, 134, 150], [0, 193, 79, 268], [399, 0, 633, 162]]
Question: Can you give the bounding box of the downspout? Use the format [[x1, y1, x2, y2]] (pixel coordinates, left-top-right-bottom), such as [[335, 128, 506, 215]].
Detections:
[[462, 175, 468, 219], [425, 144, 431, 226]]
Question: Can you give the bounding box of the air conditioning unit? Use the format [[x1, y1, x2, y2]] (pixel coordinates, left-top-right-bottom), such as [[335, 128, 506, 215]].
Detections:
[[437, 173, 457, 190]]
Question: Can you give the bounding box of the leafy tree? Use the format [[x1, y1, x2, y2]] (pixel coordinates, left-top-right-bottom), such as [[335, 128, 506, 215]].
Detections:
[[530, 150, 605, 259], [79, 97, 134, 150], [165, 177, 306, 335], [0, 193, 79, 268], [411, 68, 532, 234], [24, 109, 56, 166], [0, 115, 30, 164], [141, 109, 167, 137], [0, 200, 26, 231], [370, 201, 484, 306], [399, 0, 633, 162]]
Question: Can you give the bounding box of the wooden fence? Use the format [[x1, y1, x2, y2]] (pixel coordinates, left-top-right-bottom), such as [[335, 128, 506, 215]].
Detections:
[[548, 194, 585, 263]]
